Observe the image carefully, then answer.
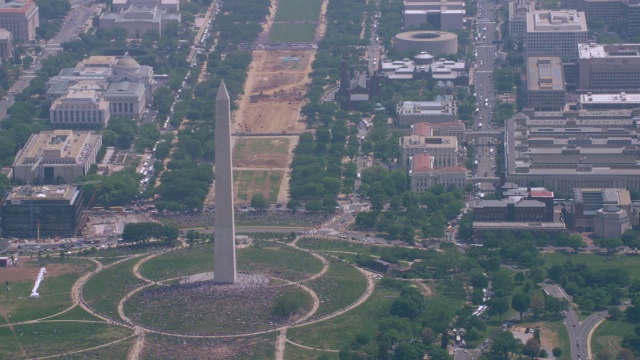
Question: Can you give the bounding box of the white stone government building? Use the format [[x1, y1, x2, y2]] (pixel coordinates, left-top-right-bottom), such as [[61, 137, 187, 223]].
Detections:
[[99, 0, 181, 38], [12, 130, 102, 184], [46, 56, 155, 129]]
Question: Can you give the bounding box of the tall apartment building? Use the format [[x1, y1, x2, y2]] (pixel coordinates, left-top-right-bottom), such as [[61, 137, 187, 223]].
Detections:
[[578, 43, 640, 91], [12, 130, 102, 184], [0, 0, 39, 42], [525, 56, 566, 111], [525, 10, 588, 62], [0, 28, 12, 61], [399, 134, 458, 168], [508, 0, 534, 41]]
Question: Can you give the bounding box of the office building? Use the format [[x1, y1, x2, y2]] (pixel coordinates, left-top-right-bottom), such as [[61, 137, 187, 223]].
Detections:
[[578, 43, 640, 91], [569, 0, 624, 23], [578, 92, 640, 109], [505, 110, 640, 193], [399, 134, 458, 168], [50, 89, 111, 129], [525, 10, 588, 62], [627, 2, 640, 39], [409, 153, 466, 191], [12, 130, 102, 184], [412, 120, 466, 142], [0, 28, 12, 61], [396, 99, 456, 126], [567, 188, 631, 237], [99, 0, 180, 38], [1, 185, 85, 238], [525, 57, 566, 111], [508, 0, 535, 41], [0, 0, 38, 42], [404, 9, 465, 31]]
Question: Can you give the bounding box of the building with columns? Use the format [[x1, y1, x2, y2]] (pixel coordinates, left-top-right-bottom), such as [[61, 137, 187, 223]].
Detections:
[[0, 0, 38, 42]]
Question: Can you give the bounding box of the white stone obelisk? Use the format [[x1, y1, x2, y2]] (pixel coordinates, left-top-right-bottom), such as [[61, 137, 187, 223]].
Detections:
[[213, 80, 237, 283]]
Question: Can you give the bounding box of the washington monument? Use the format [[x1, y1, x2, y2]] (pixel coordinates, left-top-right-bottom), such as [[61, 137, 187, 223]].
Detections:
[[213, 80, 237, 283]]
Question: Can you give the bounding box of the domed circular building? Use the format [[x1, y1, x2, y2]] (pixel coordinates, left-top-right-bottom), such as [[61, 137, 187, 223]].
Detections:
[[394, 31, 458, 55]]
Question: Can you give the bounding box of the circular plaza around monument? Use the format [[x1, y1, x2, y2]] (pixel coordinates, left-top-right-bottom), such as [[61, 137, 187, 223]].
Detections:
[[123, 277, 315, 336], [105, 241, 330, 337]]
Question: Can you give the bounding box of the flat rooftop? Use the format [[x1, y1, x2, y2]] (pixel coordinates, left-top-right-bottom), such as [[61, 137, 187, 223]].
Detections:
[[578, 43, 640, 59], [526, 10, 587, 32], [580, 92, 640, 104], [14, 130, 100, 166], [6, 185, 77, 202], [473, 221, 566, 230], [527, 57, 565, 91]]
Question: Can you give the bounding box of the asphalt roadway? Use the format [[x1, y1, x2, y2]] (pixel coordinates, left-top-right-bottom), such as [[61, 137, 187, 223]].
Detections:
[[542, 283, 606, 360], [472, 0, 498, 193]]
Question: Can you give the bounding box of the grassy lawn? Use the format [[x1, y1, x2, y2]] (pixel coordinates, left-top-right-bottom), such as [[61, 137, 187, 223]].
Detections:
[[285, 344, 339, 359], [238, 243, 324, 281], [142, 333, 276, 360], [287, 283, 400, 350], [269, 23, 317, 42], [542, 253, 640, 280], [0, 322, 132, 358], [297, 238, 374, 255], [274, 0, 323, 21], [125, 284, 312, 335], [591, 319, 635, 357], [138, 243, 214, 282], [1, 259, 94, 324], [306, 260, 367, 319], [79, 243, 174, 260], [234, 170, 283, 203], [58, 337, 135, 359], [83, 257, 146, 320], [233, 138, 290, 168], [45, 305, 103, 322]]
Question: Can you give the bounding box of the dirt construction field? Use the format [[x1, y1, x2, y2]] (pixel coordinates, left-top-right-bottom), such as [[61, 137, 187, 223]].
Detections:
[[233, 50, 313, 134]]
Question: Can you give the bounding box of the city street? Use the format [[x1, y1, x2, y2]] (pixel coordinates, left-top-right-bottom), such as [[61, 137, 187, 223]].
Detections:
[[0, 1, 97, 121], [542, 283, 606, 360], [471, 0, 499, 193]]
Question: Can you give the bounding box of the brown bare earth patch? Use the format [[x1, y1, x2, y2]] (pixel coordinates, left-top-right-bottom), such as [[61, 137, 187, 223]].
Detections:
[[233, 50, 313, 134], [0, 261, 83, 283]]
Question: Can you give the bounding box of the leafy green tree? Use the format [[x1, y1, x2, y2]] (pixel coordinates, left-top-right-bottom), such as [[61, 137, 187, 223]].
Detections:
[[523, 338, 541, 359], [250, 193, 269, 210], [512, 292, 531, 320], [487, 297, 510, 321], [545, 296, 569, 317], [552, 347, 562, 359], [490, 331, 522, 359]]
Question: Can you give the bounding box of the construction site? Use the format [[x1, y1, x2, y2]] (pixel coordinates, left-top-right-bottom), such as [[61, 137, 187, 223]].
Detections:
[[229, 0, 328, 205]]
